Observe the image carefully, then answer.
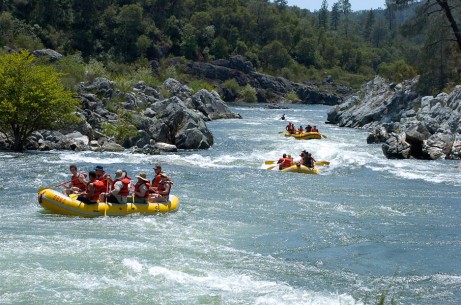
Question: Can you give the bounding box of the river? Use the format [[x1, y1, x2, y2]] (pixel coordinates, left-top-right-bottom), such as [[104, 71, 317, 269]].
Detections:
[[0, 104, 460, 305]]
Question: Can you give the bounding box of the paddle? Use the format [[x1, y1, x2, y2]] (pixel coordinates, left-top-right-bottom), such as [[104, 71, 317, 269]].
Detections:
[[38, 180, 71, 193], [321, 134, 328, 139], [104, 181, 109, 217]]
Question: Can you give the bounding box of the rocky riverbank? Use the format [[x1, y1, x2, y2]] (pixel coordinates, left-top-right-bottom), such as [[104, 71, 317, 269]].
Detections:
[[0, 74, 241, 154], [327, 76, 461, 160]]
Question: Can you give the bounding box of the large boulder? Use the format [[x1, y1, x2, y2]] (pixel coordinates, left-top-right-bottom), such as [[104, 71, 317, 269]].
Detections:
[[150, 97, 214, 149], [187, 89, 241, 120], [382, 133, 411, 159]]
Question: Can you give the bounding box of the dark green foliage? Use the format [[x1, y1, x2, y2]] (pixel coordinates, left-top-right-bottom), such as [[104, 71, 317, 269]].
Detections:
[[1, 0, 457, 92]]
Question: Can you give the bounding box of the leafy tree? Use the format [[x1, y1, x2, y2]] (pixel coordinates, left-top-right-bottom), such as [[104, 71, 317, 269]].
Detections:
[[295, 38, 321, 67], [394, 0, 461, 53], [114, 3, 146, 61], [0, 51, 80, 151], [180, 23, 199, 59], [260, 40, 292, 70]]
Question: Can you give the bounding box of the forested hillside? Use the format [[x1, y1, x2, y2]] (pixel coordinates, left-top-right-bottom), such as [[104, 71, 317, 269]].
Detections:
[[0, 0, 459, 94]]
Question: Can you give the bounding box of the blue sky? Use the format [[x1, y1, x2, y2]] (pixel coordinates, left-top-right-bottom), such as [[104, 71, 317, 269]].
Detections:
[[287, 0, 386, 11]]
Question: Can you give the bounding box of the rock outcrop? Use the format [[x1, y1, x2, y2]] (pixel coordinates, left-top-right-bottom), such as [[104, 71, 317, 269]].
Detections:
[[187, 55, 348, 105], [19, 76, 240, 153], [327, 76, 461, 160]]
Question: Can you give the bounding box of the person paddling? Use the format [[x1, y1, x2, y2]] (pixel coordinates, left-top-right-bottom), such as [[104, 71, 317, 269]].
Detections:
[[277, 153, 292, 170], [130, 172, 150, 204], [150, 164, 163, 193], [77, 171, 105, 204], [64, 164, 87, 196], [149, 174, 172, 203], [99, 169, 130, 204]]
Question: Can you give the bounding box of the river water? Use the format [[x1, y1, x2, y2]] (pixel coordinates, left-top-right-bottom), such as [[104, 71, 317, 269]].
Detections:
[[0, 104, 460, 305]]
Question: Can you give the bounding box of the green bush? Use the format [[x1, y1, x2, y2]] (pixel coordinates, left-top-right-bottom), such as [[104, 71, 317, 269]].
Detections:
[[86, 59, 109, 82], [378, 60, 417, 83], [54, 54, 86, 90], [222, 79, 240, 96], [239, 84, 257, 103], [285, 91, 301, 103], [187, 79, 215, 93], [101, 120, 138, 143], [113, 75, 133, 94]]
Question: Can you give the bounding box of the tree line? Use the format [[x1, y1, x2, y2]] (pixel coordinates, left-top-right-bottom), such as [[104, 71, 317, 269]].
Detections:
[[0, 0, 460, 94]]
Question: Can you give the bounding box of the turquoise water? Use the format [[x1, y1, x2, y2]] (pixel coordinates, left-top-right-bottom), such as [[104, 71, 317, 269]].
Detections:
[[1, 104, 460, 304]]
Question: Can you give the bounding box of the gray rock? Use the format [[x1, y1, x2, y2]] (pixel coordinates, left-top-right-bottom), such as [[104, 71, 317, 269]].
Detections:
[[101, 142, 125, 152], [382, 133, 411, 159], [154, 142, 178, 152], [32, 49, 63, 62], [187, 89, 241, 120], [162, 78, 193, 100]]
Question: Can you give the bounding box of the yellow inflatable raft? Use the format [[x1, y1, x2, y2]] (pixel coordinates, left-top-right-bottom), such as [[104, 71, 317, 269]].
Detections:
[[280, 164, 319, 174], [284, 131, 323, 139], [263, 161, 319, 175], [37, 188, 180, 218]]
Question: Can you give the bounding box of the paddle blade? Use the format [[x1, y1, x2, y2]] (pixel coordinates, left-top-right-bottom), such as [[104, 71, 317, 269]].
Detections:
[[321, 134, 328, 138], [264, 160, 276, 165], [267, 165, 277, 170], [315, 161, 330, 166]]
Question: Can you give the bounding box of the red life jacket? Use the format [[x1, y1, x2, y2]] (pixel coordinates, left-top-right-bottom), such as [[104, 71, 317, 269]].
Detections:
[[152, 174, 161, 187], [135, 181, 151, 198], [88, 180, 105, 201], [279, 158, 292, 169], [71, 173, 87, 191], [157, 181, 171, 198], [120, 177, 131, 196], [112, 178, 130, 196]]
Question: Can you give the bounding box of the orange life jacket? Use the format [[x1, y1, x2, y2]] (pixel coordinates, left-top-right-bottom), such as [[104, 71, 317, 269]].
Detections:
[[135, 181, 151, 198], [71, 173, 87, 191], [157, 181, 171, 199], [88, 180, 105, 201], [279, 158, 292, 169], [152, 174, 161, 187], [112, 178, 130, 196]]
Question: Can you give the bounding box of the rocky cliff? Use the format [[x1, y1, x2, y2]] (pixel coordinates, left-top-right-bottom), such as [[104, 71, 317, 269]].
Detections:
[[327, 76, 461, 160]]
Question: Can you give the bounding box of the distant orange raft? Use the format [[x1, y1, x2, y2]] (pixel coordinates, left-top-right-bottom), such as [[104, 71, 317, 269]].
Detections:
[[37, 188, 180, 217]]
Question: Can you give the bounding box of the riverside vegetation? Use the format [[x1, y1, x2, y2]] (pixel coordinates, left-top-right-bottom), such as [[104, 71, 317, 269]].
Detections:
[[0, 0, 460, 160]]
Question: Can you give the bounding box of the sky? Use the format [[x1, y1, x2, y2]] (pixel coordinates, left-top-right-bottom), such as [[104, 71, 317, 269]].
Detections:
[[287, 0, 386, 12]]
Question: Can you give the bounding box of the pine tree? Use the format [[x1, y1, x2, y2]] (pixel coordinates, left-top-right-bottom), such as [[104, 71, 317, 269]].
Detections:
[[318, 0, 329, 29]]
